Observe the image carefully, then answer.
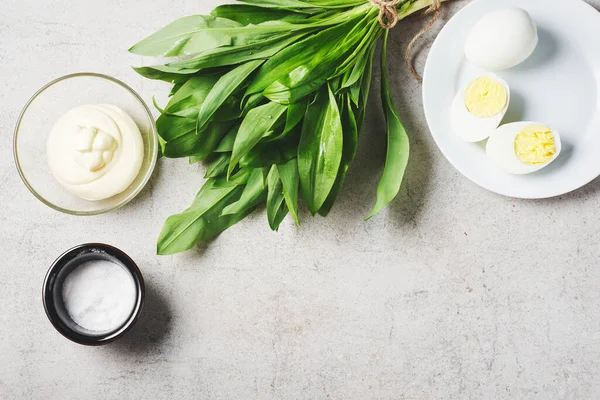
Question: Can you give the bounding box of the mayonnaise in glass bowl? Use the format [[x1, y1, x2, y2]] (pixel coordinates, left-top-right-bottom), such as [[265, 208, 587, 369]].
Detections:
[[14, 73, 158, 215]]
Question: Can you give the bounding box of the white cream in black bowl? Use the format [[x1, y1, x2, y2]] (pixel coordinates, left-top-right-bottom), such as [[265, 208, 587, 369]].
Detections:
[[43, 243, 144, 345]]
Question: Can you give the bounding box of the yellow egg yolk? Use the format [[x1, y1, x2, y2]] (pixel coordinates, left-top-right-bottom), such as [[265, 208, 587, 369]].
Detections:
[[514, 125, 556, 165], [464, 76, 508, 118]]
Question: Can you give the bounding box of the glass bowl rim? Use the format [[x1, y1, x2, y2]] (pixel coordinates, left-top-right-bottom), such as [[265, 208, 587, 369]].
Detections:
[[13, 72, 159, 216]]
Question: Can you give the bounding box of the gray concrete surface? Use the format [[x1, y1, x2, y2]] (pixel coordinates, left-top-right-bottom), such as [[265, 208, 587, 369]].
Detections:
[[1, 0, 600, 399]]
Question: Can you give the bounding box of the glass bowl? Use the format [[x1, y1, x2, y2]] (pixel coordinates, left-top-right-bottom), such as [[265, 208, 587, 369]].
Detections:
[[14, 72, 158, 215]]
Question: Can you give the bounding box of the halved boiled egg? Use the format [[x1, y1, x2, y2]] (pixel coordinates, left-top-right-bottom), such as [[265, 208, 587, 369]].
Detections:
[[486, 122, 561, 175], [451, 74, 510, 142]]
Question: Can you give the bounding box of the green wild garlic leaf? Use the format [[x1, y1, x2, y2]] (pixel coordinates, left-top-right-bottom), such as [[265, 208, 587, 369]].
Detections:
[[319, 94, 359, 217], [130, 15, 243, 56], [222, 168, 268, 216], [366, 31, 409, 219], [229, 101, 288, 176], [297, 85, 343, 215], [196, 60, 263, 131], [266, 165, 288, 231], [276, 158, 300, 226]]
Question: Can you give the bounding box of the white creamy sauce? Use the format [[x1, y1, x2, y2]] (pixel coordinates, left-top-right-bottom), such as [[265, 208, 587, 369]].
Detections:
[[47, 104, 144, 201], [62, 259, 137, 332]]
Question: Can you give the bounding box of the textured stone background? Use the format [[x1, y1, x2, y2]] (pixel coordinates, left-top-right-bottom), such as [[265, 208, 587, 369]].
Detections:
[[1, 0, 600, 399]]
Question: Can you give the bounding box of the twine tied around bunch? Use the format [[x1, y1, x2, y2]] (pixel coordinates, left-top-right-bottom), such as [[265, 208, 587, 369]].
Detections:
[[368, 0, 404, 29], [369, 0, 442, 82]]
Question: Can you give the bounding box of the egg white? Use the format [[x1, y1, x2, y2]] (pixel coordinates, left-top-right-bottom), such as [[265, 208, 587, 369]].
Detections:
[[486, 121, 562, 175], [465, 7, 539, 71], [450, 74, 510, 142]]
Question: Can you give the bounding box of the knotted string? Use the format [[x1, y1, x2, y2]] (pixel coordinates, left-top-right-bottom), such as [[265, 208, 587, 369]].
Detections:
[[368, 0, 404, 29], [370, 0, 443, 82]]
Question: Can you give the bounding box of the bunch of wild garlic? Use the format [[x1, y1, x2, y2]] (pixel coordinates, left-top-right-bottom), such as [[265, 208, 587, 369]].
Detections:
[[130, 0, 443, 255]]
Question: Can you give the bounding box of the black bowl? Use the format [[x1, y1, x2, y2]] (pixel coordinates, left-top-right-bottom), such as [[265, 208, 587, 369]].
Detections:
[[43, 243, 145, 345]]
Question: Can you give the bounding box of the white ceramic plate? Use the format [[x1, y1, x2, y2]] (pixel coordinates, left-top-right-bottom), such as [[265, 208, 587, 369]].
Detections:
[[423, 0, 600, 198]]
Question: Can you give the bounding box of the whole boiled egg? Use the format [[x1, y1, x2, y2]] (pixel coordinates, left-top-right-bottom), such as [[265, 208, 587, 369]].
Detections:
[[451, 74, 510, 142], [465, 8, 538, 71], [487, 122, 561, 175]]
